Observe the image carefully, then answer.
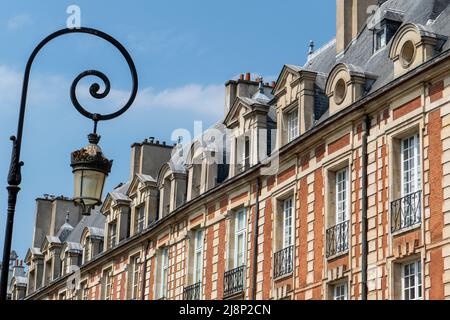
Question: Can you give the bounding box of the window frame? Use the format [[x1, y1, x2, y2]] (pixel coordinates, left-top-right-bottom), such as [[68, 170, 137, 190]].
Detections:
[[108, 221, 117, 249], [333, 282, 348, 300], [160, 248, 169, 299], [193, 229, 204, 284], [234, 208, 247, 268], [287, 109, 299, 142], [130, 255, 140, 300], [135, 205, 145, 234], [282, 197, 293, 248], [103, 269, 113, 300], [400, 134, 421, 197], [402, 260, 423, 300], [335, 168, 349, 224]]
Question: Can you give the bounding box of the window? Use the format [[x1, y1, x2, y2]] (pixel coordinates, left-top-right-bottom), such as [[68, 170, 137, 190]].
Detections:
[[373, 20, 401, 52], [79, 282, 89, 300], [108, 222, 117, 249], [375, 28, 386, 51], [336, 168, 349, 224], [402, 260, 422, 300], [130, 255, 140, 299], [326, 167, 350, 258], [103, 269, 113, 300], [193, 229, 204, 284], [401, 134, 421, 197], [135, 206, 145, 234], [160, 248, 169, 299], [287, 109, 299, 142], [83, 238, 90, 263], [333, 282, 348, 300], [283, 198, 293, 248], [234, 208, 247, 268]]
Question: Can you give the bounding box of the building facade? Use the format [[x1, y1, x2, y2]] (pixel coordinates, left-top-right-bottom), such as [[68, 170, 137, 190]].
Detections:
[[23, 0, 450, 300]]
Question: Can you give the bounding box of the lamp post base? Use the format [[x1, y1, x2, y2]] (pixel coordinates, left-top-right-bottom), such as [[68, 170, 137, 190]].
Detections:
[[0, 185, 21, 301]]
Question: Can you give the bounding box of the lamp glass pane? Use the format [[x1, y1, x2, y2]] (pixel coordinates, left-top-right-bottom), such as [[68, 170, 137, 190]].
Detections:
[[73, 169, 106, 205]]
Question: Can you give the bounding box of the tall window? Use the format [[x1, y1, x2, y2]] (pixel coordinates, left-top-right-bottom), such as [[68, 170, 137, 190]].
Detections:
[[130, 255, 140, 299], [401, 134, 421, 197], [160, 248, 169, 298], [375, 28, 386, 51], [135, 206, 145, 234], [283, 198, 293, 248], [403, 260, 422, 300], [83, 238, 90, 264], [103, 269, 113, 300], [79, 282, 89, 300], [193, 229, 204, 284], [234, 208, 247, 268], [287, 109, 299, 142], [336, 168, 349, 224], [242, 137, 250, 171], [333, 282, 348, 300], [108, 222, 117, 249]]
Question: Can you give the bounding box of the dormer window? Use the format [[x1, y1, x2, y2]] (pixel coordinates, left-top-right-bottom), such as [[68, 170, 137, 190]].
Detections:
[[373, 19, 402, 52], [287, 109, 299, 142], [375, 27, 386, 51]]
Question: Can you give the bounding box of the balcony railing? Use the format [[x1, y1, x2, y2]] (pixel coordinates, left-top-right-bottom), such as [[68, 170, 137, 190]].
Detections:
[[183, 282, 201, 300], [326, 221, 349, 258], [223, 265, 245, 298], [391, 190, 422, 233], [273, 245, 293, 279]]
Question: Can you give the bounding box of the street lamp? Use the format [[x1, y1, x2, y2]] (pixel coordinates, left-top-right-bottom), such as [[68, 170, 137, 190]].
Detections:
[[71, 133, 112, 215], [0, 27, 138, 300]]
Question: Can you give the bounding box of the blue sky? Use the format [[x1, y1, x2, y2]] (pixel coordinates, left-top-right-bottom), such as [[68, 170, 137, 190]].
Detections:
[[0, 0, 335, 261]]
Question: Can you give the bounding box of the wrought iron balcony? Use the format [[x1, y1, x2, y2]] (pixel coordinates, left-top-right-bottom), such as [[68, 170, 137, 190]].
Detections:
[[183, 282, 201, 300], [326, 220, 349, 258], [223, 265, 245, 298], [273, 245, 293, 279], [391, 190, 422, 233]]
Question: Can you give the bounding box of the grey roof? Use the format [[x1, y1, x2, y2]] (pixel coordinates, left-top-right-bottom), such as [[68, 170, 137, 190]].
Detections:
[[56, 222, 73, 242], [11, 276, 27, 287], [29, 248, 42, 256], [110, 182, 131, 202], [64, 209, 105, 244], [45, 235, 61, 244], [64, 242, 83, 254], [302, 0, 450, 123], [136, 173, 156, 183]]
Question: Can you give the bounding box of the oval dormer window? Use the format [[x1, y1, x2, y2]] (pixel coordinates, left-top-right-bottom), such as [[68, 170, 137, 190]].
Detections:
[[334, 78, 347, 105], [400, 40, 416, 68]]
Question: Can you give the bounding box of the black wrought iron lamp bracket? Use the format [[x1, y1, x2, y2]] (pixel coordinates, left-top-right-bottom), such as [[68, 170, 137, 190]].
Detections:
[[0, 27, 138, 300]]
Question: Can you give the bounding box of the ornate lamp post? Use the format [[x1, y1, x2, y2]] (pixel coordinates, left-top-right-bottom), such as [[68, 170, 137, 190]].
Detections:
[[0, 27, 138, 300]]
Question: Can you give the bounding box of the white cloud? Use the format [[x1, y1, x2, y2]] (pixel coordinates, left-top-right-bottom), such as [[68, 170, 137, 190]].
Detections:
[[7, 14, 32, 30], [0, 64, 225, 118], [134, 84, 224, 116], [0, 65, 22, 108]]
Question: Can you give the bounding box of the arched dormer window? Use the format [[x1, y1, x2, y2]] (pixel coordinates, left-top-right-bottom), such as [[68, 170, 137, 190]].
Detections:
[[389, 23, 446, 78], [325, 63, 377, 115]]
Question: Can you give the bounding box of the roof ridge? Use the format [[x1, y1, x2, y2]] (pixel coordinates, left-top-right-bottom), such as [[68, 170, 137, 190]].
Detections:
[[306, 38, 336, 64]]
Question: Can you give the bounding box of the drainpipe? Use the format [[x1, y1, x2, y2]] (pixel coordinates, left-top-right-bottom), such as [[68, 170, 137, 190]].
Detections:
[[141, 240, 151, 300], [251, 177, 261, 300], [361, 115, 370, 300]]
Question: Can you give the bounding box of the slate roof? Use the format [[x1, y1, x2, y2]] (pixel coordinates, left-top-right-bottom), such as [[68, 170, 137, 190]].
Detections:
[[64, 209, 105, 244], [304, 0, 450, 108]]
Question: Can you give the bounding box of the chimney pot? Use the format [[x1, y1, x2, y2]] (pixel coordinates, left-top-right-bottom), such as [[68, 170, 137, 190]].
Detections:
[[20, 260, 23, 267], [271, 81, 276, 88], [239, 74, 244, 80], [245, 72, 251, 81]]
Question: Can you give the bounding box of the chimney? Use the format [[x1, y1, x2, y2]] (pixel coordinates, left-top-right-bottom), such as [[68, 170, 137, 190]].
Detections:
[[336, 0, 377, 55], [245, 72, 251, 81]]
